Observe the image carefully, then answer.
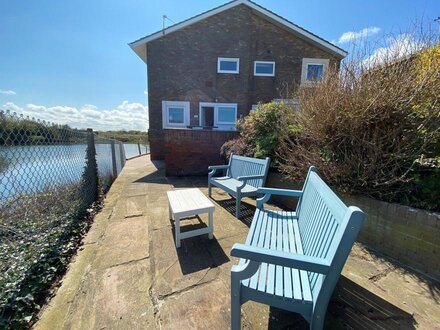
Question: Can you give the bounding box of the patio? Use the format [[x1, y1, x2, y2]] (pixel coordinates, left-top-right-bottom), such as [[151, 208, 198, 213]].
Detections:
[[35, 155, 440, 329]]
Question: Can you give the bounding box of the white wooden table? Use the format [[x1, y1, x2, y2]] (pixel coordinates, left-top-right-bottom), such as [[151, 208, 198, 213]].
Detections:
[[167, 188, 215, 248]]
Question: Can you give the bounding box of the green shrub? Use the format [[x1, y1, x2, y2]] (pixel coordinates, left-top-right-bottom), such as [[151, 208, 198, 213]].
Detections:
[[221, 102, 287, 166]]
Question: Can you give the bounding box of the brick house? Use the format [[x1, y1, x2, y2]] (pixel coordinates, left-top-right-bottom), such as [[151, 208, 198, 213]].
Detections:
[[130, 0, 347, 175]]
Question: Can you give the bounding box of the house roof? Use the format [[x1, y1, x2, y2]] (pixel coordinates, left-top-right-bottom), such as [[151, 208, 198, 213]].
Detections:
[[129, 0, 348, 63]]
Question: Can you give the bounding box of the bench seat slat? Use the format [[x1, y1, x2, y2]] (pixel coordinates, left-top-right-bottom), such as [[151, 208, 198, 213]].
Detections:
[[249, 211, 268, 289], [242, 208, 265, 286], [275, 213, 283, 296], [287, 218, 302, 301], [282, 211, 293, 299], [267, 213, 277, 295], [293, 219, 313, 302], [241, 209, 312, 303], [210, 177, 258, 195], [257, 211, 274, 292]]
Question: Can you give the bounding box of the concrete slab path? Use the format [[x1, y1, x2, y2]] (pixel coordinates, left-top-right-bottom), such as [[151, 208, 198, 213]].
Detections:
[[35, 155, 440, 329]]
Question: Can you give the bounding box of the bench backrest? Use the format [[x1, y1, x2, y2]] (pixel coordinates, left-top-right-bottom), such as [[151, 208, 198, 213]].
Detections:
[[296, 167, 364, 314], [227, 154, 270, 188]]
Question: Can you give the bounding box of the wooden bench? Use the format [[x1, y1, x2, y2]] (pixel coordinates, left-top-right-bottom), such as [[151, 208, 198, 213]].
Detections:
[[208, 154, 270, 218], [230, 166, 365, 330]]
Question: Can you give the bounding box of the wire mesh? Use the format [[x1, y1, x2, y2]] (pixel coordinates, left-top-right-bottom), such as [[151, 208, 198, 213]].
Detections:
[[0, 110, 127, 325]]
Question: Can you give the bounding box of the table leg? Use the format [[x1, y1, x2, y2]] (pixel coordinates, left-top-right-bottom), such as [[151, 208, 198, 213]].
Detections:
[[175, 215, 181, 248], [208, 210, 213, 240]]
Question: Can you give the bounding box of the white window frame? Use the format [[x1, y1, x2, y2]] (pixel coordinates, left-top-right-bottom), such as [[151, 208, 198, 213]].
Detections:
[[254, 61, 275, 76], [162, 100, 190, 129], [199, 102, 238, 130], [301, 58, 329, 85], [217, 57, 240, 74]]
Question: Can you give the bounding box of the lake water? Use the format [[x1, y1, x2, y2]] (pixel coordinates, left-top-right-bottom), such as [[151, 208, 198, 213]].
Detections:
[[124, 144, 149, 159], [0, 143, 149, 203]]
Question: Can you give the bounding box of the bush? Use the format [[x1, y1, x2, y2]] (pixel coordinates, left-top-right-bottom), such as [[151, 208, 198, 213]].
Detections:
[[279, 33, 440, 209], [221, 102, 287, 166], [220, 138, 253, 160]]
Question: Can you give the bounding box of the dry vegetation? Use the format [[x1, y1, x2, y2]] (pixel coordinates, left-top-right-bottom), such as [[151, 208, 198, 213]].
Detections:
[[222, 27, 440, 210], [279, 30, 439, 204]]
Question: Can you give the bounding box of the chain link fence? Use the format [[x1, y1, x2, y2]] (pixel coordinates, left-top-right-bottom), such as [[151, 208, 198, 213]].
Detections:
[[0, 110, 126, 327]]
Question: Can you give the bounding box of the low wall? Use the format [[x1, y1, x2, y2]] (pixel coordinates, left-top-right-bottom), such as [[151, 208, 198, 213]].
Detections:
[[266, 172, 440, 281], [164, 129, 238, 176]]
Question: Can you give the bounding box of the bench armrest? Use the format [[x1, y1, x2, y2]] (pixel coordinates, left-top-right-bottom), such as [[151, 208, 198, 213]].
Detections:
[[208, 165, 229, 177], [208, 165, 229, 170], [231, 243, 330, 274], [256, 187, 303, 208], [236, 175, 265, 189]]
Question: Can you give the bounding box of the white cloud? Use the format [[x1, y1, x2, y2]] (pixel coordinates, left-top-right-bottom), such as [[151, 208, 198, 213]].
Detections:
[[2, 102, 22, 112], [0, 89, 16, 95], [338, 26, 380, 44], [0, 101, 149, 131], [81, 108, 103, 119], [363, 33, 423, 68]]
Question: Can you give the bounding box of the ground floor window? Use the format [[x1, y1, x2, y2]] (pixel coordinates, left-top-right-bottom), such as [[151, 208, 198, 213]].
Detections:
[[199, 102, 237, 131], [162, 101, 190, 128]]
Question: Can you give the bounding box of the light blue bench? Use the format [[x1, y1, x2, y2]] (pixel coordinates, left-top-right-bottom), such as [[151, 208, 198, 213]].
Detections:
[[208, 154, 270, 218], [230, 166, 365, 330]]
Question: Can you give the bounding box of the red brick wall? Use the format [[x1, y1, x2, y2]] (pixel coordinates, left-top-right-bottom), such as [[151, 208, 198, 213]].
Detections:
[[164, 129, 238, 176], [147, 4, 342, 159]]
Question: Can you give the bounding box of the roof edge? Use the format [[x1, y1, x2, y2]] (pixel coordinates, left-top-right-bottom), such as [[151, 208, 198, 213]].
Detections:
[[129, 0, 347, 63]]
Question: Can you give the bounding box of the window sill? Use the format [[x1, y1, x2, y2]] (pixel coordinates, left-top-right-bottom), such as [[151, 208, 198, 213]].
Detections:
[[164, 126, 237, 132]]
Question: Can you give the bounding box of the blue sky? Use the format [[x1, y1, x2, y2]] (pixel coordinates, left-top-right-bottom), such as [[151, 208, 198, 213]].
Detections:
[[0, 0, 438, 130]]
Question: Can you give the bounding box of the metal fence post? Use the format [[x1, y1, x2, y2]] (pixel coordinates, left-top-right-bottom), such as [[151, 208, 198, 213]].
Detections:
[[138, 142, 141, 155], [119, 141, 126, 167], [110, 139, 117, 178], [85, 128, 99, 205]]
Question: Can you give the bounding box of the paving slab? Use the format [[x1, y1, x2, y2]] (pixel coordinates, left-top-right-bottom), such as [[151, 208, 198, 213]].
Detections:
[[36, 155, 440, 330], [158, 279, 241, 330], [63, 259, 153, 330], [95, 215, 149, 269]]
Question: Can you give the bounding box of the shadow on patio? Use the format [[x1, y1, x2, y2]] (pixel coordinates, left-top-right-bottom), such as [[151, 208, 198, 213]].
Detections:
[[35, 155, 439, 330]]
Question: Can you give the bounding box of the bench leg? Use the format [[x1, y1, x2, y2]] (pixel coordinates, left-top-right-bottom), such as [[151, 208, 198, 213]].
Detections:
[[175, 216, 181, 248], [310, 307, 325, 330], [231, 260, 259, 330], [235, 196, 241, 218], [231, 284, 241, 330], [310, 315, 324, 330], [208, 180, 212, 197]]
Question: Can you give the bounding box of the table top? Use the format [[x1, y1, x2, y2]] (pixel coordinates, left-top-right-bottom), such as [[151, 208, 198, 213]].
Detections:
[[167, 188, 214, 216]]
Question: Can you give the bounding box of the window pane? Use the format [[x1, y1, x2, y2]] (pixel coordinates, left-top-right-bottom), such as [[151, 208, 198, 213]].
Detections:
[[255, 62, 274, 74], [168, 107, 184, 124], [218, 107, 236, 123], [220, 60, 238, 72], [307, 64, 324, 81]]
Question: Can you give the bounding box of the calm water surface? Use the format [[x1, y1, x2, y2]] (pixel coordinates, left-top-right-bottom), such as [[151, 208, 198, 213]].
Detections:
[[0, 144, 148, 203]]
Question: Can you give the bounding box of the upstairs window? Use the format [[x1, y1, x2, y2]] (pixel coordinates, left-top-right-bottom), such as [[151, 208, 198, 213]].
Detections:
[[254, 61, 275, 76], [162, 101, 190, 129], [301, 58, 329, 85], [217, 58, 239, 74], [307, 64, 324, 81]]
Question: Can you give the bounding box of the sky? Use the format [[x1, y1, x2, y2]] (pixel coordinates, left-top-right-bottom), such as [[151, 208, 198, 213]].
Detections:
[[0, 0, 438, 131]]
